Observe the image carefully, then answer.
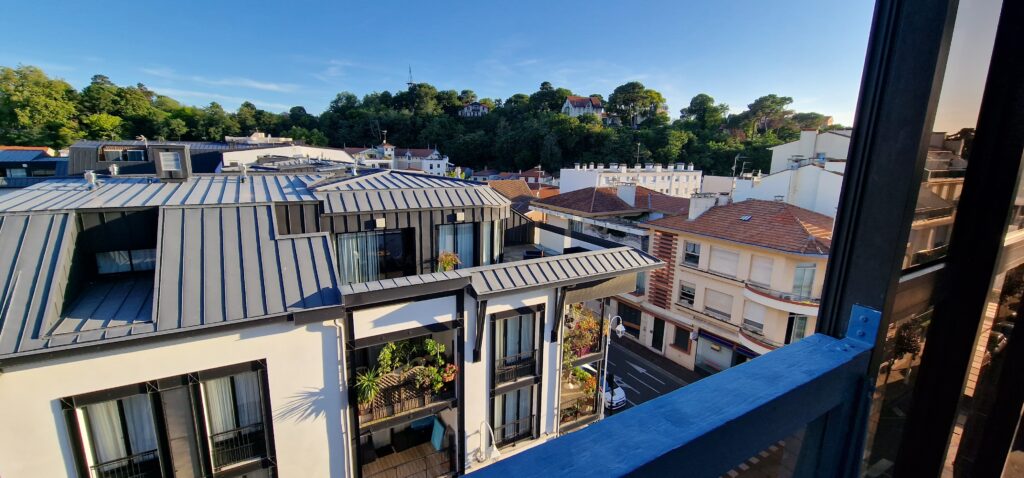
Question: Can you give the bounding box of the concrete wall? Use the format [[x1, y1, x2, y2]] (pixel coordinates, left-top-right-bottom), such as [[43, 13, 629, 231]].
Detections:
[[732, 166, 844, 217], [352, 296, 457, 340], [221, 146, 355, 167], [0, 320, 347, 478], [557, 169, 601, 194]]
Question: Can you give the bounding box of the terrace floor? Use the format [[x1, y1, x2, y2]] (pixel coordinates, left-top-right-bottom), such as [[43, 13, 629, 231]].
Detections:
[[502, 244, 543, 263], [362, 442, 451, 478]]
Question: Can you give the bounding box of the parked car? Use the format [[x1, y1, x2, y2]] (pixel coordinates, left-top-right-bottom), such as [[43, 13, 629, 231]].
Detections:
[[581, 364, 626, 410]]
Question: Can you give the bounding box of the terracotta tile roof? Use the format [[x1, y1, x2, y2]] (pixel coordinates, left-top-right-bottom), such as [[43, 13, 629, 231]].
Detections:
[[488, 179, 535, 213], [566, 95, 602, 109], [533, 186, 687, 217], [645, 199, 833, 255], [518, 166, 550, 178], [0, 146, 53, 154]]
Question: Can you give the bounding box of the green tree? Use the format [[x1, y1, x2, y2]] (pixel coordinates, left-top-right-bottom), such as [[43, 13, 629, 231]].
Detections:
[[680, 93, 729, 135], [82, 113, 123, 140], [196, 102, 239, 140], [79, 75, 119, 116], [0, 65, 81, 147], [458, 89, 477, 104], [608, 82, 666, 128]]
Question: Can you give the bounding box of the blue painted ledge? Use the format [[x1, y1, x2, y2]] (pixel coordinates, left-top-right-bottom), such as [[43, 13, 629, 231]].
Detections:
[[470, 333, 873, 478]]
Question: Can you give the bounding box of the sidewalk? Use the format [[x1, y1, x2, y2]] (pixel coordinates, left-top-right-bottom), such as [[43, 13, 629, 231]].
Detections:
[[610, 336, 707, 385]]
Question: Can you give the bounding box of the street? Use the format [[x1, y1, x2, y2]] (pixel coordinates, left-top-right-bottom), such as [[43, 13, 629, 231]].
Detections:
[[605, 340, 687, 411]]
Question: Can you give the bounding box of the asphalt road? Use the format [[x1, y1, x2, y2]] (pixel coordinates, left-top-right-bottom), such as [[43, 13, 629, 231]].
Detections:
[[605, 341, 687, 411]]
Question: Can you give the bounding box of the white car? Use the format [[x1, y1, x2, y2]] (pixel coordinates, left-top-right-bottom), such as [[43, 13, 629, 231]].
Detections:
[[581, 364, 626, 410]]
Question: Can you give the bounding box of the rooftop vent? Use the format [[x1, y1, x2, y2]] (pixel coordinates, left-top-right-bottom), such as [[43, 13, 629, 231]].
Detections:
[[151, 144, 192, 182], [108, 164, 119, 176], [740, 215, 752, 221], [774, 195, 785, 202], [84, 170, 98, 190]]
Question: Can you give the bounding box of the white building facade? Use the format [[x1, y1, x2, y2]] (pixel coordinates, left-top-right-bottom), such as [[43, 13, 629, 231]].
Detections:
[[559, 162, 702, 198]]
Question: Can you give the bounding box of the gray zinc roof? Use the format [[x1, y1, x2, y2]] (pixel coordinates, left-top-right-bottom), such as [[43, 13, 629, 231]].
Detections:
[[0, 175, 320, 213], [314, 170, 511, 215], [0, 204, 340, 357]]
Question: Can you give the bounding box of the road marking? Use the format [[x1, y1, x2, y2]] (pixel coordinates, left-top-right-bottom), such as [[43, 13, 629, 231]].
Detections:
[[738, 463, 750, 471], [749, 456, 760, 464], [626, 399, 637, 407], [726, 470, 739, 477], [627, 373, 660, 393], [608, 360, 616, 367], [627, 360, 668, 385], [758, 451, 770, 458]]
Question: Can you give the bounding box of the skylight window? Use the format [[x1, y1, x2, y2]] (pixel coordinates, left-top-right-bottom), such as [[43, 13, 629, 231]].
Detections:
[[740, 215, 753, 221]]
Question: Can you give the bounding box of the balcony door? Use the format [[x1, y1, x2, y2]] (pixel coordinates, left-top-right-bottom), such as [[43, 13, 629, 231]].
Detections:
[[651, 318, 665, 352]]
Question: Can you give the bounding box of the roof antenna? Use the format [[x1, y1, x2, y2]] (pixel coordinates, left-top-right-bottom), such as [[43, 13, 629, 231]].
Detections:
[[406, 66, 415, 88]]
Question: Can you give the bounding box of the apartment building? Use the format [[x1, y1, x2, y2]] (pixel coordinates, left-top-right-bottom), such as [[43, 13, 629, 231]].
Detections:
[[559, 162, 702, 198], [343, 142, 451, 176], [613, 197, 832, 375], [0, 158, 658, 478]]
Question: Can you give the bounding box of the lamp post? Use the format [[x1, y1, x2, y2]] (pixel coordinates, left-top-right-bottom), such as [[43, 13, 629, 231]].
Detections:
[[599, 315, 626, 419]]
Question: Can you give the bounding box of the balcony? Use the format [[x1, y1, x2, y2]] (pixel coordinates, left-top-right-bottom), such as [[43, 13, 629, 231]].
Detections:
[[494, 350, 538, 385], [743, 283, 820, 316], [494, 415, 536, 448], [738, 322, 783, 356], [703, 306, 733, 324], [210, 423, 267, 471], [361, 421, 455, 478], [90, 450, 160, 478]]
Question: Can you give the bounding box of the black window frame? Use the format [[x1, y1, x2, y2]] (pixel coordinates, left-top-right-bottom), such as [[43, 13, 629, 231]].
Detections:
[[617, 302, 642, 339], [683, 241, 701, 267], [336, 228, 417, 285], [677, 281, 696, 307], [671, 324, 692, 353]]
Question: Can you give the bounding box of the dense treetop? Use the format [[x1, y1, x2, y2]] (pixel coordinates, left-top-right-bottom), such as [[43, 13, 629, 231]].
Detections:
[[0, 65, 845, 175]]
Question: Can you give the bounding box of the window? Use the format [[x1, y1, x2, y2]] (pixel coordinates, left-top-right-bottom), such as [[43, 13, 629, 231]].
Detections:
[[103, 149, 147, 162], [95, 249, 157, 275], [749, 255, 774, 286], [76, 394, 160, 477], [634, 271, 647, 295], [671, 326, 691, 353], [494, 313, 537, 384], [201, 371, 267, 470], [709, 247, 740, 277], [787, 314, 808, 344], [683, 241, 701, 267], [159, 152, 182, 171], [618, 302, 641, 339], [336, 229, 415, 285], [678, 281, 696, 307], [743, 301, 767, 334], [438, 223, 476, 269], [492, 386, 535, 448], [567, 219, 584, 234], [792, 263, 816, 299], [6, 168, 26, 178], [704, 289, 733, 322], [126, 150, 146, 162], [481, 220, 502, 265]]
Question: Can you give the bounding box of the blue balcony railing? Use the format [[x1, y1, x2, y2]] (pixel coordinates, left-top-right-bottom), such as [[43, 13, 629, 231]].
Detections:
[[469, 307, 880, 477]]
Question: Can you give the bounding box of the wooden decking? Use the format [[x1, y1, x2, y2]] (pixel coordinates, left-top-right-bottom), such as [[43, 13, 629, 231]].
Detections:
[[362, 443, 450, 478]]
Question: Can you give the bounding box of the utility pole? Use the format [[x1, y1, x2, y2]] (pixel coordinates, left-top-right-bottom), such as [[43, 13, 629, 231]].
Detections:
[[636, 142, 641, 165]]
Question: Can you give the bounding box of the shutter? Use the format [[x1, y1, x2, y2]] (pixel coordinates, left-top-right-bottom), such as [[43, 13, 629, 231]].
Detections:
[[704, 289, 733, 313], [709, 247, 740, 277], [749, 256, 773, 286], [743, 301, 767, 326]]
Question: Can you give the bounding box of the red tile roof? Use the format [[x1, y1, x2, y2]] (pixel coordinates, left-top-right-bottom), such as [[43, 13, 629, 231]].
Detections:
[[518, 166, 550, 178], [566, 95, 602, 109], [0, 146, 54, 156], [644, 199, 833, 255], [533, 186, 688, 217], [488, 179, 535, 213]]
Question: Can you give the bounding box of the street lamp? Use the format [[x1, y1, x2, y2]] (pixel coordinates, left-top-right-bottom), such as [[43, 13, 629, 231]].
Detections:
[[475, 421, 502, 463], [599, 315, 626, 419]]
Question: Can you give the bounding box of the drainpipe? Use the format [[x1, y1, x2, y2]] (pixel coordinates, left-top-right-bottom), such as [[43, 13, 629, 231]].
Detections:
[[333, 318, 355, 478]]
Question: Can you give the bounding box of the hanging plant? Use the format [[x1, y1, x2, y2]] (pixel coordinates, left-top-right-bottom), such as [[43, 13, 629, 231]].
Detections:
[[438, 251, 461, 272], [441, 363, 458, 382]]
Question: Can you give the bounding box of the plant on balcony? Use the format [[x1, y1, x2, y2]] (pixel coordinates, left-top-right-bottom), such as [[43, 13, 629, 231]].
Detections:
[[582, 375, 597, 396], [356, 367, 382, 406], [441, 363, 458, 382], [438, 251, 461, 272], [424, 338, 446, 366], [416, 365, 445, 394]]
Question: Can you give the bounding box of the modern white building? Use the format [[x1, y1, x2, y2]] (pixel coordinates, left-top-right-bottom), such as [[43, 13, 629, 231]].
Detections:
[[767, 129, 853, 174], [224, 132, 295, 146], [0, 166, 659, 478], [344, 143, 452, 176], [559, 162, 702, 198], [220, 145, 356, 169]]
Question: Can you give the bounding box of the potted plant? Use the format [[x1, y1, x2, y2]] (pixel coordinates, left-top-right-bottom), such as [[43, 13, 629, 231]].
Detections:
[[438, 251, 461, 272], [417, 365, 445, 394], [355, 367, 382, 411], [441, 363, 458, 382]]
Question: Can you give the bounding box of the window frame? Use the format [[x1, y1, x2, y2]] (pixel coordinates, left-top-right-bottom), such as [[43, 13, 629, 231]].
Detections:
[[682, 241, 701, 267]]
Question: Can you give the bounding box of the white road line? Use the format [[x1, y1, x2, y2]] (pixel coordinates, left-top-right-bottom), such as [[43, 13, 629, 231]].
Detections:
[[626, 399, 637, 406], [738, 463, 750, 471], [749, 456, 760, 464], [627, 373, 660, 393], [726, 470, 739, 477], [643, 372, 666, 385], [608, 360, 616, 367], [758, 451, 770, 458]]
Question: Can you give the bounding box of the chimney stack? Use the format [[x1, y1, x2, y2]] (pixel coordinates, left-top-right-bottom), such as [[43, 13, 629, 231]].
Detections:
[[688, 193, 718, 220], [617, 184, 637, 207]]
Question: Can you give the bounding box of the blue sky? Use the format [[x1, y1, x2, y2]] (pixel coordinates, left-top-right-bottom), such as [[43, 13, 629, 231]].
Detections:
[[3, 1, 875, 124]]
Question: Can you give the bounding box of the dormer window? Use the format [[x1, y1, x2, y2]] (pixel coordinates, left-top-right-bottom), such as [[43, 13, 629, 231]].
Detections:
[[159, 152, 182, 171], [102, 149, 147, 162], [96, 249, 156, 275]]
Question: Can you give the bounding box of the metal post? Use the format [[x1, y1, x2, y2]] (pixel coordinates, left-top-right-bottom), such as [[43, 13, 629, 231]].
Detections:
[[599, 315, 623, 420]]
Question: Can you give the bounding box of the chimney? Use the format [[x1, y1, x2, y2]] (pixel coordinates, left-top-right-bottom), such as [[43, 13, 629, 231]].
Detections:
[[688, 193, 718, 220], [655, 164, 663, 172], [930, 132, 947, 149], [574, 162, 581, 169], [617, 184, 637, 207], [108, 164, 119, 176], [84, 170, 98, 190], [239, 163, 249, 183]]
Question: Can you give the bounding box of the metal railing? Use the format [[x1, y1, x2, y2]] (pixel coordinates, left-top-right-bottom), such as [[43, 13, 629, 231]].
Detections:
[[739, 323, 785, 349], [559, 395, 598, 425], [89, 449, 160, 478], [209, 422, 267, 470], [741, 319, 764, 334], [704, 307, 732, 323], [913, 206, 956, 222], [363, 445, 454, 478], [910, 243, 949, 266], [494, 415, 536, 448], [361, 380, 455, 422], [494, 350, 537, 384], [745, 282, 821, 305]]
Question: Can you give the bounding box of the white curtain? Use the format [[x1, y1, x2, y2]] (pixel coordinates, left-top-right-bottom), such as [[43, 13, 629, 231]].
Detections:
[[709, 247, 740, 277], [337, 232, 382, 284], [456, 223, 475, 267], [96, 251, 132, 274], [482, 222, 494, 266], [504, 317, 520, 360], [203, 376, 236, 437], [749, 256, 773, 286], [519, 314, 534, 355], [793, 264, 816, 298], [233, 372, 263, 427], [502, 391, 518, 439], [83, 401, 126, 464], [121, 395, 157, 454]]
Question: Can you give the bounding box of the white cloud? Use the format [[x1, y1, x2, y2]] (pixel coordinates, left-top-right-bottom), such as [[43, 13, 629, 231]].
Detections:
[[148, 86, 290, 111], [140, 67, 298, 93]]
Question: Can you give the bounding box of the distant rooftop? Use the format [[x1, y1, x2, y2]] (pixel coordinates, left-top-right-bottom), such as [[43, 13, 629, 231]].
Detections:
[[533, 186, 690, 217]]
